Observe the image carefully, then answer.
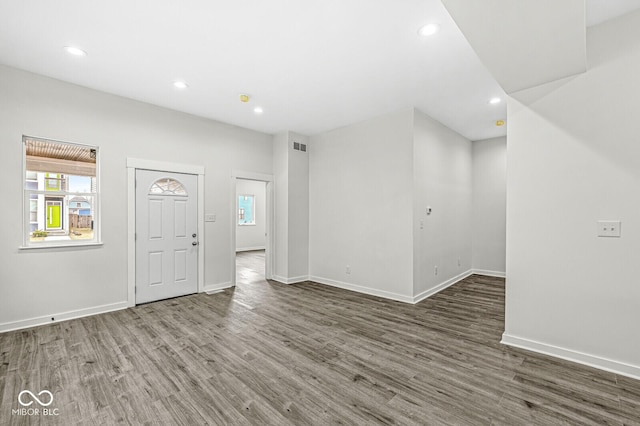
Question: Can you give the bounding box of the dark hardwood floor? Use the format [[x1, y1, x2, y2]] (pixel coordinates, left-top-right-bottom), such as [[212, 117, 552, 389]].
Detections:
[[1, 251, 639, 425]]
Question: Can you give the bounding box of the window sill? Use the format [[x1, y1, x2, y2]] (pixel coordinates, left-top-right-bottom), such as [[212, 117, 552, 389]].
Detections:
[[19, 242, 104, 250], [238, 223, 256, 227]]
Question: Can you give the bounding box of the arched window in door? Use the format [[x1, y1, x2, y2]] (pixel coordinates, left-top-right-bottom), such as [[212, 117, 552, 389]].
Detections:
[[149, 178, 187, 196]]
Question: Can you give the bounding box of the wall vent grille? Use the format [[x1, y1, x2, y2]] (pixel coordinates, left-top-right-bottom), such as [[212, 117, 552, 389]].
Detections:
[[292, 141, 307, 152]]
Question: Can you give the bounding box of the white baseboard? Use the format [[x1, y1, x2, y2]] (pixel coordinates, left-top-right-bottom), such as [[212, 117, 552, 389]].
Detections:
[[472, 269, 506, 278], [271, 275, 287, 284], [271, 275, 309, 285], [203, 282, 233, 294], [412, 270, 473, 304], [501, 333, 640, 381], [235, 246, 266, 253], [309, 276, 414, 303], [0, 301, 128, 333]]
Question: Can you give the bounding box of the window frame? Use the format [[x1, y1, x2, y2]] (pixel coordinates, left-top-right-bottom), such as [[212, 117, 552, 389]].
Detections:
[[21, 135, 102, 249], [237, 194, 256, 226]]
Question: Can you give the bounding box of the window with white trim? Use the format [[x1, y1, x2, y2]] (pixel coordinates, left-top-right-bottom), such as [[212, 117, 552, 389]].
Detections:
[[23, 136, 100, 247]]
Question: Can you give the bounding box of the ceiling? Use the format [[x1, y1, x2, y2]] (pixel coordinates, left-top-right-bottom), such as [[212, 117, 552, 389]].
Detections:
[[1, 1, 639, 141]]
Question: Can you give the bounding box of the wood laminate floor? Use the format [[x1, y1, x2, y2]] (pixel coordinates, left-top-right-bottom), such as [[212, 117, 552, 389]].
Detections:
[[1, 251, 639, 425]]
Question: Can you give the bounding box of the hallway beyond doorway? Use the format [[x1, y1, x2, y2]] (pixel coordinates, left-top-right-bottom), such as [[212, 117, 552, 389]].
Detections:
[[236, 249, 265, 285]]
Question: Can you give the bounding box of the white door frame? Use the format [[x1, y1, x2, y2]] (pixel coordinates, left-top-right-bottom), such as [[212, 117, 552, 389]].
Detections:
[[231, 170, 274, 285], [127, 158, 205, 307]]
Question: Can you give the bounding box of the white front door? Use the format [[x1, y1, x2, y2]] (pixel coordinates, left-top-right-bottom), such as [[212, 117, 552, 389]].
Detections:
[[135, 170, 198, 304]]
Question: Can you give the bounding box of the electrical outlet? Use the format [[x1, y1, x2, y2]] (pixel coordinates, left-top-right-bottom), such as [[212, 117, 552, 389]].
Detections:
[[457, 257, 461, 267], [346, 265, 351, 275], [597, 220, 621, 237], [434, 265, 438, 276]]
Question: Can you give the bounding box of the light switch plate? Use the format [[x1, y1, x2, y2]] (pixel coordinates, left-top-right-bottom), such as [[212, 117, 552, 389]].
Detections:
[[205, 214, 216, 222], [597, 220, 621, 237]]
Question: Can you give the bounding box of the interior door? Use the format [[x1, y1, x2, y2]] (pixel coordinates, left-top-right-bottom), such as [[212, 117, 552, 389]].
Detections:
[[135, 170, 198, 304]]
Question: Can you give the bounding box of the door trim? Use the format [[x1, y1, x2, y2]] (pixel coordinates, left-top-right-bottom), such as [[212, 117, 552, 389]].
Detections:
[[127, 158, 205, 307], [231, 170, 274, 285]]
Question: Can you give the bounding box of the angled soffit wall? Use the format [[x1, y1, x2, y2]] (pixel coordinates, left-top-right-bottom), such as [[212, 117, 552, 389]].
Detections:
[[441, 0, 587, 94]]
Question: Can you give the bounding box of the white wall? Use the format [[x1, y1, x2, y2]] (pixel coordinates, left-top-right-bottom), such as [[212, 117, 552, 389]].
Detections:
[[271, 131, 309, 283], [272, 132, 289, 281], [0, 65, 273, 330], [309, 109, 415, 301], [287, 132, 310, 281], [413, 110, 473, 300], [504, 10, 640, 378], [236, 179, 266, 251], [472, 136, 507, 276]]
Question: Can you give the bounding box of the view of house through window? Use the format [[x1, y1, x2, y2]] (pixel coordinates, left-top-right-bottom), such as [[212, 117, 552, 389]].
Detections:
[[23, 136, 99, 246], [238, 194, 255, 225]]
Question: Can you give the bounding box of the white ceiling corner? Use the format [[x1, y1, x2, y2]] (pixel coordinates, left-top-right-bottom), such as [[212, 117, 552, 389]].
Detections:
[[441, 0, 587, 94]]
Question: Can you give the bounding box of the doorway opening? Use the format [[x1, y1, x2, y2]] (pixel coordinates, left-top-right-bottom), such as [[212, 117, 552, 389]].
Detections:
[[235, 179, 266, 285], [231, 173, 273, 287]]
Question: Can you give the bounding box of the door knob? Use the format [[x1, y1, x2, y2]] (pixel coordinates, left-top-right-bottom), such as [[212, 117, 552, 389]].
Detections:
[[192, 241, 198, 246]]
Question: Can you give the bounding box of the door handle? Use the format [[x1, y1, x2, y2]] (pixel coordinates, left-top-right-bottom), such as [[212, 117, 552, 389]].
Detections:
[[192, 241, 198, 246]]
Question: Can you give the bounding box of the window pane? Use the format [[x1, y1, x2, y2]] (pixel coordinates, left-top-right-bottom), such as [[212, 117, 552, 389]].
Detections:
[[67, 195, 95, 240], [238, 195, 255, 225], [68, 175, 93, 193], [29, 200, 37, 223], [27, 194, 96, 242]]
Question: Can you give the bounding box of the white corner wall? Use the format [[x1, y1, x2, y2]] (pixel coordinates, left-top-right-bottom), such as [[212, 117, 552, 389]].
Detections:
[[413, 110, 473, 301], [287, 132, 310, 281], [272, 131, 309, 284], [0, 65, 273, 331], [472, 136, 506, 276], [441, 0, 586, 94], [504, 10, 640, 378], [309, 109, 415, 301], [272, 132, 289, 282], [236, 179, 267, 251]]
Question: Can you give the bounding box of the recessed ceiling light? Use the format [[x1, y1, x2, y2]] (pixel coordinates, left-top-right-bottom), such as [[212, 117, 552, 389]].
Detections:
[[64, 46, 87, 56], [173, 81, 189, 89], [496, 120, 506, 127], [254, 107, 263, 114], [418, 23, 440, 37], [488, 97, 502, 105]]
